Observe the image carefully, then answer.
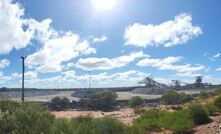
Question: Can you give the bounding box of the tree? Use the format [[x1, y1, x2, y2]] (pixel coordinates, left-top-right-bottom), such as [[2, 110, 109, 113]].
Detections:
[[161, 90, 181, 104], [161, 90, 191, 105], [81, 90, 117, 110], [51, 97, 70, 110], [129, 96, 143, 108], [189, 104, 210, 125]]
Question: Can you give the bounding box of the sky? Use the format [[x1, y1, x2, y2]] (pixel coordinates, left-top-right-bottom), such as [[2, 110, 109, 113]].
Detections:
[[0, 0, 220, 88]]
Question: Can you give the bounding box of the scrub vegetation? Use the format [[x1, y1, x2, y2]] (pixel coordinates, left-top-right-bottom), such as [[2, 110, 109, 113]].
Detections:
[[1, 88, 221, 134]]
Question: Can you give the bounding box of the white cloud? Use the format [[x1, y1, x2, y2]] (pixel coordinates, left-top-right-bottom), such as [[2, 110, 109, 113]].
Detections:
[[61, 70, 151, 88], [137, 56, 205, 75], [0, 59, 10, 69], [76, 51, 147, 71], [0, 72, 11, 83], [11, 71, 38, 80], [216, 67, 221, 71], [24, 71, 38, 79], [26, 33, 96, 73], [213, 53, 221, 58], [92, 35, 108, 43], [62, 62, 75, 70], [5, 70, 150, 88], [208, 53, 221, 61], [204, 75, 221, 85], [124, 13, 202, 48], [210, 53, 221, 61], [0, 0, 97, 73], [0, 0, 53, 54]]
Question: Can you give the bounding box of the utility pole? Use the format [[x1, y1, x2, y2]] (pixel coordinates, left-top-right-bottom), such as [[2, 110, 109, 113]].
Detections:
[[21, 56, 26, 103]]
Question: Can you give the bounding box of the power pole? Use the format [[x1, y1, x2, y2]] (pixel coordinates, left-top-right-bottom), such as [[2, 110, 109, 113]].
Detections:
[[21, 56, 26, 103]]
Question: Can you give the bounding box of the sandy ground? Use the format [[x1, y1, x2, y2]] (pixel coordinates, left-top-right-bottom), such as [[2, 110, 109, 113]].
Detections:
[[52, 108, 221, 134], [52, 108, 138, 125], [193, 114, 221, 134]]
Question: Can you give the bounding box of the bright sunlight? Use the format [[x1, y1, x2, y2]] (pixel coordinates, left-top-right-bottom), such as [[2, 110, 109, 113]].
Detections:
[[92, 0, 117, 11]]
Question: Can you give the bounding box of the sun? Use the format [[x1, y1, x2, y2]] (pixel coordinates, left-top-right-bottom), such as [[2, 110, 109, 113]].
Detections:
[[92, 0, 117, 11]]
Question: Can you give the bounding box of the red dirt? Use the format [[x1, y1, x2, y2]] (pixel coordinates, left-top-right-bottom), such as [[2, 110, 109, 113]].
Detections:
[[52, 108, 138, 125], [193, 114, 221, 134], [52, 109, 221, 134]]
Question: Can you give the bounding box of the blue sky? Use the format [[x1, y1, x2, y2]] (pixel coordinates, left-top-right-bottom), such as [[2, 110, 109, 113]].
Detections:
[[0, 0, 220, 88]]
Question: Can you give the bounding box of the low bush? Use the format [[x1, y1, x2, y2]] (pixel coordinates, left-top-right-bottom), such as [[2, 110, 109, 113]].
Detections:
[[200, 91, 210, 98], [133, 106, 146, 114], [0, 100, 20, 113], [94, 116, 126, 134], [71, 116, 96, 134], [0, 103, 55, 134], [80, 90, 117, 111], [51, 97, 70, 110], [69, 116, 126, 134], [129, 109, 161, 134], [215, 88, 221, 95], [130, 109, 194, 134], [129, 96, 143, 108], [161, 90, 192, 105], [189, 104, 210, 125], [214, 96, 221, 109], [53, 118, 74, 134], [159, 110, 194, 133], [204, 103, 219, 115]]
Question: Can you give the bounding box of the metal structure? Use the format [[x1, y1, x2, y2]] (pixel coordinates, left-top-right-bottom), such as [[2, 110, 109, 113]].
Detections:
[[195, 76, 203, 87], [171, 76, 205, 89], [138, 77, 166, 88], [171, 80, 181, 87], [21, 56, 26, 103]]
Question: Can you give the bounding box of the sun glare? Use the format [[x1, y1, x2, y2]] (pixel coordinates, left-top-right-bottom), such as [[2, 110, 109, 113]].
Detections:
[[92, 0, 117, 11]]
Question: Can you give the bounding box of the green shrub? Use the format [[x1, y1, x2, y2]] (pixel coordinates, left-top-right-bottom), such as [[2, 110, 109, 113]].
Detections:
[[81, 90, 117, 110], [0, 103, 55, 134], [161, 90, 180, 105], [130, 109, 194, 134], [161, 90, 180, 104], [130, 109, 161, 134], [180, 94, 193, 103], [200, 91, 210, 98], [161, 90, 191, 105], [69, 116, 96, 134], [129, 96, 143, 108], [51, 97, 70, 110], [133, 106, 146, 114], [214, 96, 221, 109], [53, 118, 74, 134], [204, 103, 219, 115], [94, 116, 126, 134], [0, 100, 20, 113], [189, 104, 210, 125], [69, 115, 126, 134], [215, 88, 221, 94], [159, 110, 194, 134]]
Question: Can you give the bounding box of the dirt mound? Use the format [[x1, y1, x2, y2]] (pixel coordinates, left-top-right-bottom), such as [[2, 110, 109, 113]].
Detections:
[[132, 87, 168, 95]]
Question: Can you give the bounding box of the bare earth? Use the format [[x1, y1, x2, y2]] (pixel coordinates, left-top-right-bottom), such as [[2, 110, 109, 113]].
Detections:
[[52, 109, 221, 134], [52, 108, 138, 125], [193, 114, 221, 134]]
